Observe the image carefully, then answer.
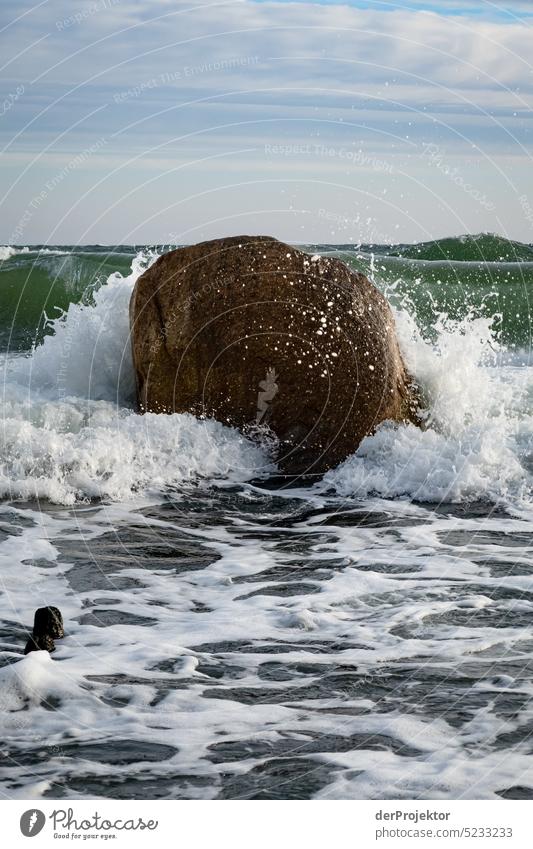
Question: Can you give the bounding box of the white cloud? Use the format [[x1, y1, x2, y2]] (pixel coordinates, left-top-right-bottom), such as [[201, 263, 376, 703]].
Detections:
[[0, 0, 531, 242]]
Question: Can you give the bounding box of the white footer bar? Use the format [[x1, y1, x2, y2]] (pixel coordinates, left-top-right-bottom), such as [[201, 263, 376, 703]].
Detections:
[[3, 799, 532, 848]]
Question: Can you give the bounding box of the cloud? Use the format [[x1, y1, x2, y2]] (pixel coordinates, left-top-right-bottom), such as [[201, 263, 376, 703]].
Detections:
[[0, 0, 531, 242]]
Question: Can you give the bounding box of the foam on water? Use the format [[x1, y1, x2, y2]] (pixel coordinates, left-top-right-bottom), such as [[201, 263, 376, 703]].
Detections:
[[0, 251, 271, 504], [323, 308, 533, 506], [6, 250, 150, 404], [0, 404, 271, 505], [0, 246, 29, 261], [2, 245, 533, 801], [1, 248, 532, 507], [3, 488, 533, 800], [0, 247, 72, 260]]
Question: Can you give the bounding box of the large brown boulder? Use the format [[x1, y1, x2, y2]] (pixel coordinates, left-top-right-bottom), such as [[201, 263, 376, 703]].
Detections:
[[129, 235, 417, 476]]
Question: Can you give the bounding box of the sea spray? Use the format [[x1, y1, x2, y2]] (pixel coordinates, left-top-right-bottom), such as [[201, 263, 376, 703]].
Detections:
[[5, 250, 158, 404], [322, 307, 532, 504], [0, 405, 271, 504], [2, 241, 533, 802], [0, 250, 271, 503], [0, 240, 532, 505]]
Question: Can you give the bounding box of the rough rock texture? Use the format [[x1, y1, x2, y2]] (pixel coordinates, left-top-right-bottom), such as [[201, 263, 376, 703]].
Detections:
[[24, 606, 64, 655], [129, 235, 417, 475]]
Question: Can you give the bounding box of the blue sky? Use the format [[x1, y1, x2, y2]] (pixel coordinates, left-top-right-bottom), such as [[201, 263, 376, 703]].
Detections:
[[1, 0, 532, 244], [255, 0, 533, 19]]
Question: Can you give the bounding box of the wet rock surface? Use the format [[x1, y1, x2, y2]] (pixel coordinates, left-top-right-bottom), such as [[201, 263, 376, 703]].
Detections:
[[130, 236, 417, 475], [24, 606, 64, 655]]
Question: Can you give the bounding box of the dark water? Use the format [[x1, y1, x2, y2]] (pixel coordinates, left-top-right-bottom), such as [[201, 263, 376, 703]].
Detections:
[[2, 489, 533, 800], [1, 235, 533, 799]]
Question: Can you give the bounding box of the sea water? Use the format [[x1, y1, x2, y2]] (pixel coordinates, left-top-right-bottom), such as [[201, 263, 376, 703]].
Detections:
[[0, 237, 532, 800]]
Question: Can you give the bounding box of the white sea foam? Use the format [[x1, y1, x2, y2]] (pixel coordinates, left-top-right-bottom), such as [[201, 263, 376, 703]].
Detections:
[[0, 404, 270, 504], [2, 251, 533, 801], [3, 477, 533, 800], [1, 250, 532, 506], [0, 246, 71, 260], [322, 309, 533, 504], [0, 650, 78, 712], [6, 251, 151, 404], [0, 251, 271, 504], [0, 246, 29, 261]]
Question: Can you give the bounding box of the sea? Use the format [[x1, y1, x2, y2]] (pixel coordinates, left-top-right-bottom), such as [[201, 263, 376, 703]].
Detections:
[[1, 233, 533, 800]]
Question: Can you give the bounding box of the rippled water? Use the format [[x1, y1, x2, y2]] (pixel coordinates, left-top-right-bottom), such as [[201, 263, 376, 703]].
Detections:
[[1, 240, 533, 800], [2, 485, 533, 800]]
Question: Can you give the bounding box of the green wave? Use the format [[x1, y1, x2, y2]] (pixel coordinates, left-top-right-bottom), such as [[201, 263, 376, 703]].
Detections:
[[1, 237, 533, 353], [0, 248, 134, 351], [342, 252, 533, 348], [388, 233, 533, 263]]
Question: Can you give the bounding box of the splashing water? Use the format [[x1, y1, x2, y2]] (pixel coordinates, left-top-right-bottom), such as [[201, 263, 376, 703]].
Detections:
[[0, 250, 272, 504], [323, 308, 532, 505], [0, 244, 532, 506], [2, 239, 533, 802]]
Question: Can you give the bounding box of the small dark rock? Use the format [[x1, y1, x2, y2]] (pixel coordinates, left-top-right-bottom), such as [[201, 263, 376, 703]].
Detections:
[[24, 634, 56, 654], [33, 606, 64, 639], [24, 606, 64, 655]]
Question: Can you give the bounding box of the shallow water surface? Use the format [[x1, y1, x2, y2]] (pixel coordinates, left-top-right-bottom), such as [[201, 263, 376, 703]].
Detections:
[[2, 488, 533, 800], [1, 239, 533, 799]]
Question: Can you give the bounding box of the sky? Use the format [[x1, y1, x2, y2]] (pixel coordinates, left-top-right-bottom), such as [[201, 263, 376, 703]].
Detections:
[[0, 0, 532, 245]]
